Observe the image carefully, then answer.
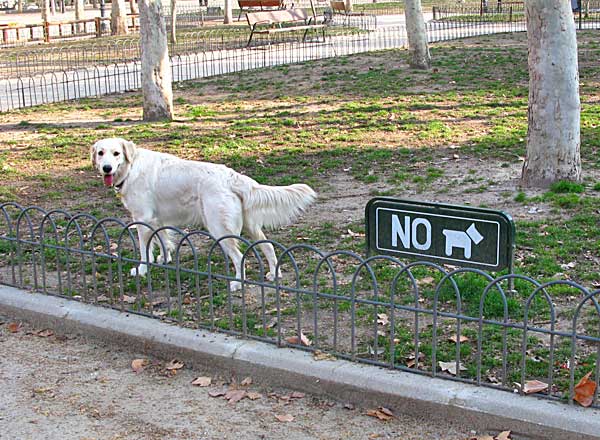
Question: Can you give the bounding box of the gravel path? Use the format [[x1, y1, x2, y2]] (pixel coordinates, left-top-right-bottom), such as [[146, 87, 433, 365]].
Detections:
[[0, 314, 486, 440]]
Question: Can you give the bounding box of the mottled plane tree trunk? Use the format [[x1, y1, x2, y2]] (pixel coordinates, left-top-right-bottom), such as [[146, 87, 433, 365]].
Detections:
[[404, 0, 431, 69], [223, 0, 233, 24], [111, 0, 130, 35], [521, 0, 581, 187], [139, 0, 174, 121], [75, 0, 85, 33]]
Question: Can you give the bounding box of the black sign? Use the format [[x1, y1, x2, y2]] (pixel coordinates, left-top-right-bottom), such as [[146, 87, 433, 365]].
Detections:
[[366, 198, 515, 271]]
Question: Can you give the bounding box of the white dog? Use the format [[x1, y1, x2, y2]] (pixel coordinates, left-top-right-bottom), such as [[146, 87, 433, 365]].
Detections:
[[91, 137, 316, 290]]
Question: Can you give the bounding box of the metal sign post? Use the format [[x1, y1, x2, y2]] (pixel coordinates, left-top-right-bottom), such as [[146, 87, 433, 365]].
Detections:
[[366, 197, 515, 272]]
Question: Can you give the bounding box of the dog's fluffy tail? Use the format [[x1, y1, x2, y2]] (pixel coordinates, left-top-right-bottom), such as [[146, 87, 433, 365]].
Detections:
[[237, 179, 317, 229]]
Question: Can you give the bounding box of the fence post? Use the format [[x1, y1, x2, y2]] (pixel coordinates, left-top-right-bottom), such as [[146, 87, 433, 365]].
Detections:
[[44, 21, 50, 42], [509, 5, 512, 22], [432, 6, 437, 20], [95, 17, 102, 37]]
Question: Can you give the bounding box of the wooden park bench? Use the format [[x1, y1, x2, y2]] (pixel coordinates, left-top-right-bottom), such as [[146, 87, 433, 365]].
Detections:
[[246, 8, 326, 46], [237, 0, 289, 20], [329, 0, 364, 24]]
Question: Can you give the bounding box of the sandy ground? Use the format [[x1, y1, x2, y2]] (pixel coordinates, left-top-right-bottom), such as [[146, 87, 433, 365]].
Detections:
[[0, 314, 496, 440]]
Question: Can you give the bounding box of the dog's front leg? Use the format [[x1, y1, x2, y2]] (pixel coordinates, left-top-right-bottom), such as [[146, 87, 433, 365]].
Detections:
[[131, 225, 155, 277]]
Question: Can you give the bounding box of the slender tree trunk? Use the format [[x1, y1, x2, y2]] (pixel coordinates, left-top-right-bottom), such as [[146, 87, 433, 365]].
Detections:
[[41, 0, 50, 23], [139, 0, 174, 121], [521, 0, 581, 187], [75, 0, 85, 33], [17, 0, 23, 13], [223, 0, 232, 24], [404, 0, 431, 70], [170, 0, 177, 44], [130, 0, 138, 14], [345, 0, 352, 12], [111, 0, 129, 35]]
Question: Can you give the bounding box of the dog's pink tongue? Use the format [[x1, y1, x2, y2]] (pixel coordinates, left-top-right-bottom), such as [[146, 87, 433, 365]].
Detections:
[[103, 174, 114, 186]]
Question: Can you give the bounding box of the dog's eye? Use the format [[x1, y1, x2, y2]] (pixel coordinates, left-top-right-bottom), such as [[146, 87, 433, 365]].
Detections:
[[113, 152, 120, 156], [98, 151, 104, 156]]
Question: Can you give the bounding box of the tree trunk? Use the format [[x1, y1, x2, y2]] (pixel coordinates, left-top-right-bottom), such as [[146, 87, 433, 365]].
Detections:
[[170, 0, 177, 44], [521, 0, 581, 187], [17, 0, 22, 13], [75, 0, 85, 33], [111, 0, 129, 35], [404, 0, 431, 70], [345, 0, 352, 12], [223, 0, 233, 24], [130, 0, 139, 14], [41, 0, 50, 23], [139, 0, 174, 121]]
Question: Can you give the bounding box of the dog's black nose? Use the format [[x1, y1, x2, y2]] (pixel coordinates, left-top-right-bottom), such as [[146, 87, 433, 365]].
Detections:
[[102, 164, 112, 174]]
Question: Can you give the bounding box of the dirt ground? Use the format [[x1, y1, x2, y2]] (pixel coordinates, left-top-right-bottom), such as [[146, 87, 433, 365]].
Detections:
[[0, 315, 496, 440]]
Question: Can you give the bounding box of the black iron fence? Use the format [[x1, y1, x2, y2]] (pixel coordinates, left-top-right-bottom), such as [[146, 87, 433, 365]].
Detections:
[[1, 203, 598, 409]]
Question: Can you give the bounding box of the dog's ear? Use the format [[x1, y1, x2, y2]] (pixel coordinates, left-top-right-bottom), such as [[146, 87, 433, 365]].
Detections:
[[121, 140, 137, 163], [90, 142, 98, 167]]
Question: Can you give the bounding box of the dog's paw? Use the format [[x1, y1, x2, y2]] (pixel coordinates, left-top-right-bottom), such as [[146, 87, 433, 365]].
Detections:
[[130, 265, 148, 277], [265, 270, 282, 282], [230, 280, 242, 292], [158, 252, 172, 265]]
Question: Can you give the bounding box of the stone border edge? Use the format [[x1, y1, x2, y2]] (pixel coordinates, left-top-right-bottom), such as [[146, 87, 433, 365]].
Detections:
[[1, 285, 598, 439]]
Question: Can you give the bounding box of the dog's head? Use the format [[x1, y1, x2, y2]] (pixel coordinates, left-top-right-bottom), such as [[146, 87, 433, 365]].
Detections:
[[91, 138, 137, 187]]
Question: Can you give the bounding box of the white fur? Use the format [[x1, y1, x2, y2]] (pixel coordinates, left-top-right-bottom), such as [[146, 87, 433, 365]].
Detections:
[[91, 137, 316, 290]]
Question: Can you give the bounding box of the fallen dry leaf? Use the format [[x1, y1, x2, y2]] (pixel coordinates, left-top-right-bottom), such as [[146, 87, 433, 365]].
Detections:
[[225, 389, 247, 404], [36, 329, 54, 338], [290, 391, 305, 399], [240, 377, 253, 386], [247, 392, 262, 400], [376, 313, 389, 326], [122, 295, 136, 304], [438, 361, 466, 376], [274, 414, 294, 422], [366, 407, 394, 421], [523, 380, 548, 394], [7, 322, 21, 333], [131, 358, 148, 373], [208, 390, 226, 398], [313, 350, 336, 361], [405, 352, 425, 368], [448, 334, 469, 344], [285, 331, 312, 347], [495, 431, 511, 440], [574, 371, 597, 407], [191, 376, 212, 387], [417, 276, 436, 287], [166, 359, 184, 370]]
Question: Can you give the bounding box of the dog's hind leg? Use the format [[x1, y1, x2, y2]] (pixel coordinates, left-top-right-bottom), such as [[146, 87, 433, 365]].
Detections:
[[245, 224, 281, 282], [154, 229, 173, 265], [205, 209, 245, 292]]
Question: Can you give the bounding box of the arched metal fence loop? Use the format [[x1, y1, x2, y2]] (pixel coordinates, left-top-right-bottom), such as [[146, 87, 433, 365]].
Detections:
[[175, 229, 218, 329], [569, 288, 600, 406], [38, 208, 73, 296], [477, 273, 540, 388]]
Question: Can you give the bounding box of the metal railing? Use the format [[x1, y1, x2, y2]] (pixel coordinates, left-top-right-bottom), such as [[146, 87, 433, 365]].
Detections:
[[1, 203, 598, 408], [0, 15, 535, 112]]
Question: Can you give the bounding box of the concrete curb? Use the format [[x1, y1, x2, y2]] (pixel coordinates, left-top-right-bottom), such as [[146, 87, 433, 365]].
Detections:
[[1, 285, 598, 439]]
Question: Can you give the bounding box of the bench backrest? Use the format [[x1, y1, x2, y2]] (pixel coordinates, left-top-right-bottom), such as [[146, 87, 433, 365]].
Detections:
[[330, 0, 347, 13], [246, 8, 310, 27], [238, 0, 282, 8]]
